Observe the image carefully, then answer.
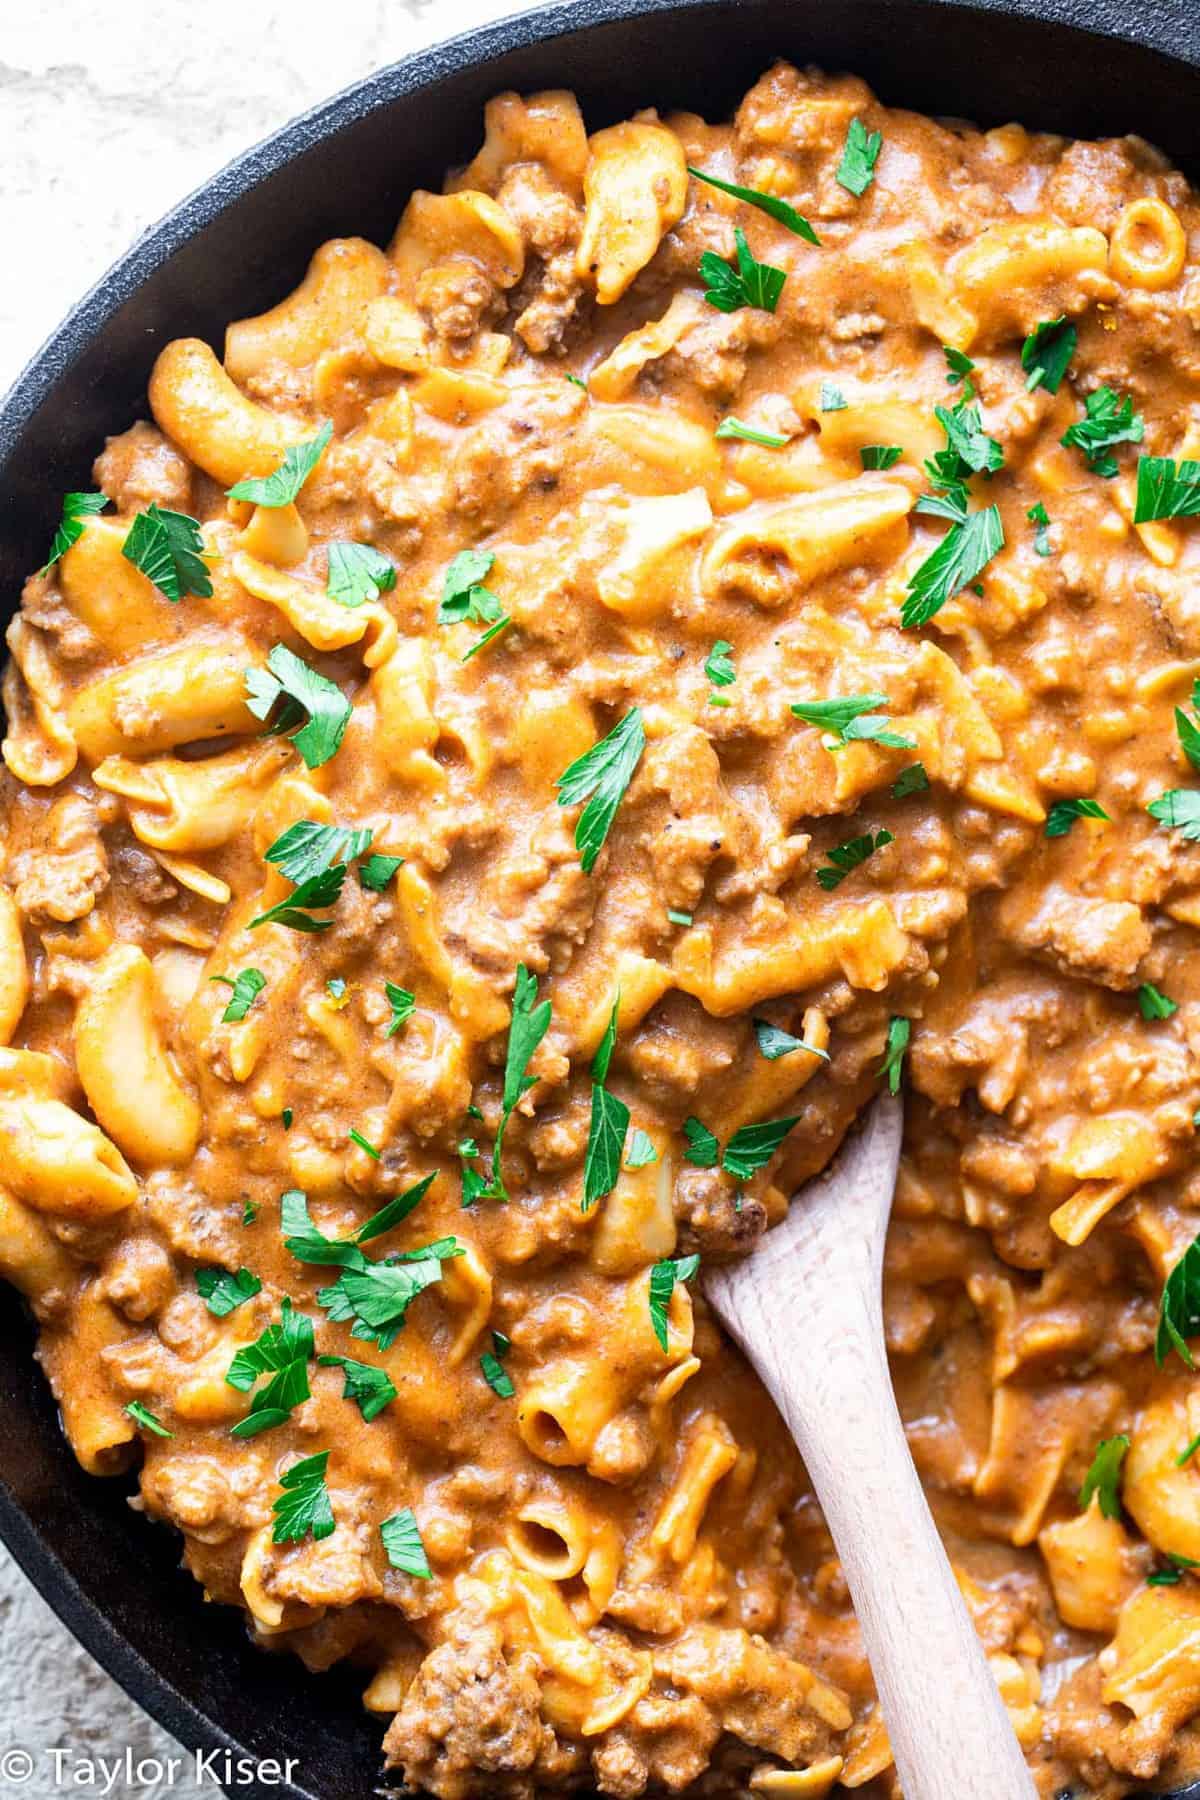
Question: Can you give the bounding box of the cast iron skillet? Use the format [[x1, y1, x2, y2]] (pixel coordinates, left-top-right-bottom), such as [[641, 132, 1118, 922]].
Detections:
[[0, 1, 1198, 1794]]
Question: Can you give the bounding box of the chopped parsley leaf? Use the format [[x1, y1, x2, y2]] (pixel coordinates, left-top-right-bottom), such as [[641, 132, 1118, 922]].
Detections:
[[878, 1016, 911, 1094], [228, 422, 333, 508], [667, 908, 693, 927], [1138, 983, 1178, 1022], [648, 1254, 700, 1352], [226, 1299, 313, 1394], [1148, 789, 1200, 839], [723, 1117, 799, 1181], [1147, 1553, 1200, 1587], [326, 541, 396, 608], [243, 1199, 259, 1225], [385, 983, 415, 1038], [625, 1129, 658, 1169], [475, 964, 552, 1202], [943, 347, 976, 395], [438, 548, 503, 625], [753, 1019, 829, 1062], [928, 400, 1004, 487], [122, 505, 213, 602], [196, 1266, 261, 1317], [686, 165, 819, 242], [861, 444, 903, 471], [699, 228, 787, 314], [250, 864, 346, 932], [1045, 797, 1110, 838], [272, 1451, 335, 1544], [816, 827, 893, 890], [1021, 316, 1077, 395], [461, 616, 512, 661], [902, 503, 1004, 629], [705, 640, 736, 695], [790, 691, 915, 751], [556, 709, 645, 874], [1061, 386, 1144, 477], [244, 643, 351, 770], [124, 1401, 173, 1438], [349, 1128, 381, 1160], [480, 1348, 515, 1398], [583, 993, 630, 1212], [41, 491, 108, 573], [265, 821, 372, 885], [683, 1117, 720, 1168], [716, 416, 789, 448], [359, 853, 403, 892], [1027, 501, 1053, 557], [1157, 1231, 1200, 1368], [1135, 455, 1200, 523], [892, 762, 930, 799], [1176, 693, 1200, 771], [210, 967, 266, 1023], [318, 1353, 397, 1421], [1178, 1434, 1200, 1469], [318, 1250, 459, 1351], [381, 1506, 431, 1578], [281, 1107, 294, 1130], [836, 117, 883, 197], [819, 382, 848, 412], [1079, 1434, 1129, 1519]]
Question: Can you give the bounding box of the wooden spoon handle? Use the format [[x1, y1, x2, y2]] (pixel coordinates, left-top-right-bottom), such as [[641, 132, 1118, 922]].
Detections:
[[717, 1279, 1035, 1799]]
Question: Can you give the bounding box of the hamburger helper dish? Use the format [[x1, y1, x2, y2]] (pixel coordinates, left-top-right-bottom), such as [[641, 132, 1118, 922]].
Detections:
[[4, 59, 1200, 1800]]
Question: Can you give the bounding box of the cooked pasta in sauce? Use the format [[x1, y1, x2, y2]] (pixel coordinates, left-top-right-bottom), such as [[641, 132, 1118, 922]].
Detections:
[[6, 58, 1200, 1799]]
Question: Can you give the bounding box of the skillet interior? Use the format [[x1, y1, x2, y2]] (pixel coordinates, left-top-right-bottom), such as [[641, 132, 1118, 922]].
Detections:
[[0, 1, 1198, 1794]]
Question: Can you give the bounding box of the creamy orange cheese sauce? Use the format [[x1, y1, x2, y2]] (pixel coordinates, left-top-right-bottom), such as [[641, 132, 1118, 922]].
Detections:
[[5, 60, 1200, 1800]]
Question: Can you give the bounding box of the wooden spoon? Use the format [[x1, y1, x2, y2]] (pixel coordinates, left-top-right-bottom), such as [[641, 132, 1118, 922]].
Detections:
[[703, 1095, 1036, 1799]]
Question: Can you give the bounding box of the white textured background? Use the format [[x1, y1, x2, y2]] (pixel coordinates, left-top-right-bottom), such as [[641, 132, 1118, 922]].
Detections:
[[0, 3, 527, 1794]]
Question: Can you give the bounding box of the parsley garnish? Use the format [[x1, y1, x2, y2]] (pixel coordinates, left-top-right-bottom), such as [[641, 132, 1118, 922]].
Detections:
[[326, 542, 396, 608], [716, 416, 789, 449], [318, 1353, 397, 1421], [1079, 1434, 1129, 1519], [196, 1266, 261, 1317], [1138, 983, 1178, 1022], [245, 643, 351, 770], [1148, 1553, 1200, 1587], [125, 1401, 173, 1438], [381, 1507, 431, 1578], [816, 827, 893, 890], [385, 983, 415, 1038], [836, 117, 883, 196], [1045, 797, 1110, 838], [892, 762, 929, 798], [648, 1255, 701, 1352], [210, 967, 266, 1023], [461, 616, 512, 661], [1134, 456, 1200, 523], [318, 1251, 459, 1351], [699, 228, 787, 314], [683, 1117, 720, 1167], [122, 505, 213, 602], [228, 422, 333, 508], [667, 908, 693, 926], [272, 1452, 335, 1544], [879, 1016, 910, 1094], [927, 400, 1003, 488], [282, 1175, 437, 1267], [1175, 689, 1200, 771], [349, 1128, 381, 1160], [41, 491, 108, 573], [480, 1332, 515, 1399], [1021, 317, 1077, 395], [790, 692, 914, 751], [438, 548, 503, 625], [819, 382, 847, 412], [1027, 501, 1053, 556], [1061, 386, 1144, 477], [902, 500, 1004, 629], [943, 347, 976, 395], [467, 964, 557, 1202], [861, 444, 902, 471], [583, 994, 630, 1212], [1149, 789, 1200, 839], [251, 864, 346, 933], [282, 1107, 293, 1130], [625, 1129, 658, 1169], [723, 1117, 800, 1181], [266, 821, 372, 885], [556, 709, 645, 873], [243, 1199, 259, 1224], [1179, 1434, 1200, 1469], [359, 853, 403, 892], [705, 640, 736, 703], [1157, 1231, 1200, 1368], [753, 1019, 829, 1062], [686, 165, 819, 242], [229, 1299, 313, 1439]]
